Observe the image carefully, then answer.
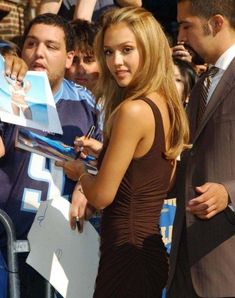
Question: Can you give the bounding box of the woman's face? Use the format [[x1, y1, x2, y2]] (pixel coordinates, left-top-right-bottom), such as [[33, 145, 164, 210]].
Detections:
[[103, 22, 141, 87], [65, 50, 99, 92], [174, 64, 185, 102]]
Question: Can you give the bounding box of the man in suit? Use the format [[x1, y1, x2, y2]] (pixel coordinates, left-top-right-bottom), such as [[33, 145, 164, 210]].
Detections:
[[167, 1, 235, 297]]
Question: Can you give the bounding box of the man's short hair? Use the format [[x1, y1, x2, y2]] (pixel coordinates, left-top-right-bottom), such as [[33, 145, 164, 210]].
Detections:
[[177, 0, 235, 28], [22, 13, 75, 52], [70, 19, 99, 55]]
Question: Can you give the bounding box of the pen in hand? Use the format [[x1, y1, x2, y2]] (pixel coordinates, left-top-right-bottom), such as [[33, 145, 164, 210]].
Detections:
[[76, 125, 96, 159], [85, 125, 96, 139]]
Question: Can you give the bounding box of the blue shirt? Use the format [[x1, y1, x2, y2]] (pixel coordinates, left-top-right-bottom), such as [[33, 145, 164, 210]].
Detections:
[[0, 79, 101, 246]]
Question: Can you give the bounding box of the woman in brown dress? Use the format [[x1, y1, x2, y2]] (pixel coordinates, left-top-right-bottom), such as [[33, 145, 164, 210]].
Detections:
[[57, 7, 189, 298]]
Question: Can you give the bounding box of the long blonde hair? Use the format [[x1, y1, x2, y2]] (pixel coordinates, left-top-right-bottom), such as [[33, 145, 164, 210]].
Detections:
[[94, 7, 189, 159]]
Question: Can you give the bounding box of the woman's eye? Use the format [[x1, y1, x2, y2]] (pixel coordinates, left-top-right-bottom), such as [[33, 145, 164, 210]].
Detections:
[[123, 47, 132, 54], [175, 78, 183, 83], [104, 49, 112, 56]]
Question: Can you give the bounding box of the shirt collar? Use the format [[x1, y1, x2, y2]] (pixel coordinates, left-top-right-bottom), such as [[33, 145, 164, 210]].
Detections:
[[53, 80, 64, 104], [214, 44, 235, 71]]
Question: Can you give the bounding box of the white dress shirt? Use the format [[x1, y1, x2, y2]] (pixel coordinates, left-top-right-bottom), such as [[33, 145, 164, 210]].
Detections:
[[207, 43, 235, 102]]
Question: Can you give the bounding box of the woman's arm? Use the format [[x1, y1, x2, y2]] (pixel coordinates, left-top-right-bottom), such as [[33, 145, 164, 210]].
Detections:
[[57, 100, 154, 209]]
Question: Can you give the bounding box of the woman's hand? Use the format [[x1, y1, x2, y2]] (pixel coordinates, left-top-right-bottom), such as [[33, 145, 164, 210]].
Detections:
[[70, 182, 97, 232], [74, 136, 103, 159], [70, 182, 87, 232], [56, 159, 85, 181]]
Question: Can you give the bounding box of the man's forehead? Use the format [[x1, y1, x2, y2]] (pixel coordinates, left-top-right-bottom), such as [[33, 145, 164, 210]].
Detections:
[[177, 1, 192, 13], [28, 23, 65, 39], [177, 1, 195, 22]]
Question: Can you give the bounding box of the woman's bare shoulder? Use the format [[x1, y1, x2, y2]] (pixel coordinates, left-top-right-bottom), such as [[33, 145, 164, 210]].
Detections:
[[118, 98, 155, 119]]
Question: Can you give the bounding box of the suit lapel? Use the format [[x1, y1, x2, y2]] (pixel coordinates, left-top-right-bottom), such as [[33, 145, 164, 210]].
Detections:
[[186, 75, 203, 142], [192, 58, 235, 143]]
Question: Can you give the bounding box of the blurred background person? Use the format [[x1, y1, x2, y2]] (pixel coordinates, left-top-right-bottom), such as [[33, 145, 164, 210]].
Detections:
[[65, 19, 99, 93], [37, 0, 141, 22], [173, 57, 198, 108]]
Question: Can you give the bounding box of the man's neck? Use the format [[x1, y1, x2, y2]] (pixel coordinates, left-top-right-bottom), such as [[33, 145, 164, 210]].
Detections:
[[52, 78, 64, 95], [52, 79, 64, 104]]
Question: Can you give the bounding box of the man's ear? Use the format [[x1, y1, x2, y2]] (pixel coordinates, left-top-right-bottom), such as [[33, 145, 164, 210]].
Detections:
[[66, 51, 75, 69], [209, 14, 224, 35]]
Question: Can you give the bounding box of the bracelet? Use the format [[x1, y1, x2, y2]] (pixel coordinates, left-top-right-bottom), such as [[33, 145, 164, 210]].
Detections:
[[78, 172, 90, 182]]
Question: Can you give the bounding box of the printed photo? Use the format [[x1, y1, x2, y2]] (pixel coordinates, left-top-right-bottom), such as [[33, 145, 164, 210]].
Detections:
[[16, 128, 76, 161], [15, 128, 98, 175], [0, 54, 62, 134]]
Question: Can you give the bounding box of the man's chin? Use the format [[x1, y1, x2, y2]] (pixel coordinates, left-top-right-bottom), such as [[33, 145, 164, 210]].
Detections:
[[184, 44, 205, 65]]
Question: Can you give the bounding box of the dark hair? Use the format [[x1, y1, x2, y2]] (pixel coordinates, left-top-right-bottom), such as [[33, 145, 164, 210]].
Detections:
[[70, 19, 99, 55], [173, 57, 198, 104], [22, 13, 75, 52], [177, 0, 235, 28]]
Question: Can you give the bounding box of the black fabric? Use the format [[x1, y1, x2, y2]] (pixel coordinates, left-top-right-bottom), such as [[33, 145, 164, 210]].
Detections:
[[142, 0, 177, 37]]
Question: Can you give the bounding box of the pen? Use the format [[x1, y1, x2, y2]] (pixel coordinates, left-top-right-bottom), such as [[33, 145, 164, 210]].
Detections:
[[85, 125, 96, 139], [76, 125, 96, 159]]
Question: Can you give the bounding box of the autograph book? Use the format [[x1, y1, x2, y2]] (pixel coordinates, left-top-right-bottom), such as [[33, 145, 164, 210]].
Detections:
[[15, 128, 97, 174]]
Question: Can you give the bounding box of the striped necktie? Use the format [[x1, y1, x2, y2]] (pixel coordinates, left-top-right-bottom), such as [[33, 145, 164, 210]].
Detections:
[[197, 66, 219, 126]]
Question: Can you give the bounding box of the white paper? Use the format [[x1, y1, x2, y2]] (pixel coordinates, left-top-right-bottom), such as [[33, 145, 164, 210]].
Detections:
[[0, 55, 62, 134], [26, 197, 100, 298]]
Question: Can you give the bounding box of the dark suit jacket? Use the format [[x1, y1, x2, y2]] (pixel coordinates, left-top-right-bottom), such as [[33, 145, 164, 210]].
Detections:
[[168, 58, 235, 297]]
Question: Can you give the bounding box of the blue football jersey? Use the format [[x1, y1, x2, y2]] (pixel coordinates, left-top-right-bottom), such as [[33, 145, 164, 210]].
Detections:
[[0, 79, 101, 245]]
